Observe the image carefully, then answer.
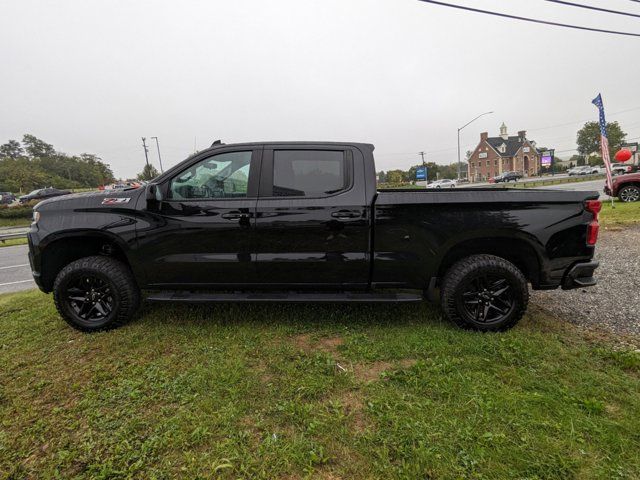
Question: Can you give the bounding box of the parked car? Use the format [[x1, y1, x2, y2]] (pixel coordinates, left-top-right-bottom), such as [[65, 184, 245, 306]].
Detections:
[[28, 141, 600, 333], [582, 166, 600, 175], [494, 171, 522, 183], [19, 187, 71, 204], [568, 166, 594, 176], [426, 179, 456, 188], [604, 172, 640, 202], [0, 192, 16, 204], [611, 163, 638, 176]]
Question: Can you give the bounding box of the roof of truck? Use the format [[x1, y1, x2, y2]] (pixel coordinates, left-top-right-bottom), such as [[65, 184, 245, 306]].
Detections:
[[207, 141, 375, 150]]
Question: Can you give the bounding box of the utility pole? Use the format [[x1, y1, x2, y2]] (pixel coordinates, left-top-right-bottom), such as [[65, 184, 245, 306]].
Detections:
[[418, 151, 427, 187], [150, 136, 164, 173], [141, 137, 150, 168]]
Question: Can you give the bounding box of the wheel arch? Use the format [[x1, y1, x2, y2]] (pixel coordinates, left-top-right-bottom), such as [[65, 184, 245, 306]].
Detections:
[[39, 230, 135, 292], [435, 236, 542, 288]]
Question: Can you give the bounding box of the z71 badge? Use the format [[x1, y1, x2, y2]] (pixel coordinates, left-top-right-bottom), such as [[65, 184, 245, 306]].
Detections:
[[102, 197, 131, 205]]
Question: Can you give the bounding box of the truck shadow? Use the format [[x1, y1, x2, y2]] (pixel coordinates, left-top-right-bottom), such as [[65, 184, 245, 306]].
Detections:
[[136, 300, 450, 331]]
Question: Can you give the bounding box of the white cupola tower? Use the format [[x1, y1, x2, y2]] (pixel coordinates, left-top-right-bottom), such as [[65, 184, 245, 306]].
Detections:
[[500, 122, 508, 140]]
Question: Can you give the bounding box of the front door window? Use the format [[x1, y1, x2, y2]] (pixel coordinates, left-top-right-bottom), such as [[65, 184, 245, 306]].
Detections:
[[169, 151, 252, 200]]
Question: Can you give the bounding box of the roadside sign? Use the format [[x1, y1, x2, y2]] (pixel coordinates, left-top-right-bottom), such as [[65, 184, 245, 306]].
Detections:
[[416, 167, 427, 180]]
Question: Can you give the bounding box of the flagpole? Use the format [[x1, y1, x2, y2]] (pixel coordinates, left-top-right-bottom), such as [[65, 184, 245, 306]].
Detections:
[[591, 94, 615, 209]]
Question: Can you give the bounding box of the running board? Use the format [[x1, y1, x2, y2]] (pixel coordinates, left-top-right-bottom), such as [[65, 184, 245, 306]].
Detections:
[[146, 291, 424, 303]]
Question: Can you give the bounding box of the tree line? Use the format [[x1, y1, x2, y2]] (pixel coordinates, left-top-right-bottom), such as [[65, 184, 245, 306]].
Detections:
[[377, 161, 466, 185], [0, 135, 115, 193]]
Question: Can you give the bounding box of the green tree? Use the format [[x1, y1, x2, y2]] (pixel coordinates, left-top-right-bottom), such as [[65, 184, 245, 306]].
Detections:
[[22, 134, 55, 158], [576, 121, 626, 156], [377, 171, 386, 183], [137, 164, 160, 181], [588, 155, 603, 166], [385, 170, 404, 184], [0, 140, 24, 159], [0, 158, 48, 193], [0, 134, 116, 192]]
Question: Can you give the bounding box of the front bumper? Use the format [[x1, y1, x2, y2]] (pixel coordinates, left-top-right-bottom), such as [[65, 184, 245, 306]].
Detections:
[[27, 232, 46, 292], [561, 261, 598, 290]]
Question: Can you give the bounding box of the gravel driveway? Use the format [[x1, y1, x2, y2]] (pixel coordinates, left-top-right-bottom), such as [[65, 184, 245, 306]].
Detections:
[[532, 224, 640, 336]]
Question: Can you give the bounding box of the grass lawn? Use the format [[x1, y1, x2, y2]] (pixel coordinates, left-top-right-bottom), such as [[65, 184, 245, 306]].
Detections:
[[1, 291, 639, 479], [0, 237, 28, 248], [0, 218, 30, 228], [600, 200, 640, 228]]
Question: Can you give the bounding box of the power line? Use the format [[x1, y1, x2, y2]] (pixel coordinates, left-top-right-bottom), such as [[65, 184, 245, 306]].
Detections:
[[417, 0, 640, 37], [544, 0, 640, 19], [528, 105, 640, 132]]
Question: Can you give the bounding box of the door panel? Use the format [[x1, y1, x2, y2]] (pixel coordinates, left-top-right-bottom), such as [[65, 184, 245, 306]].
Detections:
[[136, 148, 261, 287], [254, 147, 370, 287]]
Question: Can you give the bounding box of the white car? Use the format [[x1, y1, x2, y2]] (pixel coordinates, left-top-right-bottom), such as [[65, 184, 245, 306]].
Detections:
[[426, 179, 457, 188]]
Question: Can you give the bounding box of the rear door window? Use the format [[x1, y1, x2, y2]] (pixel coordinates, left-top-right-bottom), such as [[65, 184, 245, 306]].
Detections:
[[272, 150, 348, 197]]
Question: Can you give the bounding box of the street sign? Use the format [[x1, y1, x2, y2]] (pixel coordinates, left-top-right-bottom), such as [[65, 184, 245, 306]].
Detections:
[[416, 167, 427, 180]]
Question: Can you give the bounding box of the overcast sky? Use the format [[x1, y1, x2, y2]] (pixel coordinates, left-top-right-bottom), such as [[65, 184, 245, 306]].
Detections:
[[1, 0, 639, 178]]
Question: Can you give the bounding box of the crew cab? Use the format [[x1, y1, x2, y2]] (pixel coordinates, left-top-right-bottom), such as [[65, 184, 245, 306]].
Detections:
[[27, 141, 601, 332]]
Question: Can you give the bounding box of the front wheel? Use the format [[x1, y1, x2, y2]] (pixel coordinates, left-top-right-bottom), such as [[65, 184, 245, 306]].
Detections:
[[619, 185, 640, 202], [440, 254, 529, 331], [53, 256, 140, 332]]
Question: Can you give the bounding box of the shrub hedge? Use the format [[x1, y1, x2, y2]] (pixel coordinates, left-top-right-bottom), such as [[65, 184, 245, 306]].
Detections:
[[0, 201, 37, 219]]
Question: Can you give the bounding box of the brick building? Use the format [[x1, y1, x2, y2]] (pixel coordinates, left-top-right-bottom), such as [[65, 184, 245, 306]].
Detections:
[[467, 123, 540, 182]]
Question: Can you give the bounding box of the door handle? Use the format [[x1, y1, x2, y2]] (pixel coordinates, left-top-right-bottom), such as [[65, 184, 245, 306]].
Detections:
[[331, 210, 361, 219], [222, 212, 249, 220]]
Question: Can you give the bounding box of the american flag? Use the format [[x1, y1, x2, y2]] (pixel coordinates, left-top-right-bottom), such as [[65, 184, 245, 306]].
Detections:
[[591, 94, 613, 191]]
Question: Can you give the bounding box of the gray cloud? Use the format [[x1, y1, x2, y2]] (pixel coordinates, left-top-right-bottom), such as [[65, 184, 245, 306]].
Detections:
[[1, 0, 638, 178]]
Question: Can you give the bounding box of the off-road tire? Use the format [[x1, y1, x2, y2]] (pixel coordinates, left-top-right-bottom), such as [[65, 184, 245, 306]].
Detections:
[[53, 255, 140, 332], [440, 254, 528, 332]]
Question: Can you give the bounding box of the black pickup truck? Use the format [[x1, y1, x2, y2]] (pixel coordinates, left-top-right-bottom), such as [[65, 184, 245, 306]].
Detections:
[[27, 141, 601, 332]]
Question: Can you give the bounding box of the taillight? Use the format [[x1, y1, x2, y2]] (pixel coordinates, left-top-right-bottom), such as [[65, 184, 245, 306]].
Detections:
[[585, 200, 601, 246]]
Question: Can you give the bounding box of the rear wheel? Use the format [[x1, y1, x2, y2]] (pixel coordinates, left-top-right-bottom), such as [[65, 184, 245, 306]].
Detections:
[[618, 185, 640, 202], [53, 256, 140, 332], [440, 254, 528, 331]]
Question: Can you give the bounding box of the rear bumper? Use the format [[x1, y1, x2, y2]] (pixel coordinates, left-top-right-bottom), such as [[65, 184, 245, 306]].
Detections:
[[561, 261, 598, 290]]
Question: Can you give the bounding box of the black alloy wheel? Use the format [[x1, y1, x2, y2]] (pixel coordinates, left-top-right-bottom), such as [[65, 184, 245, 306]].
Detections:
[[53, 255, 140, 331], [64, 274, 115, 322], [440, 254, 528, 331], [458, 274, 514, 325]]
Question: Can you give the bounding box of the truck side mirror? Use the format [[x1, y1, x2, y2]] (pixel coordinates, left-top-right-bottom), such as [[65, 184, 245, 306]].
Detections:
[[145, 184, 164, 212], [146, 183, 162, 201]]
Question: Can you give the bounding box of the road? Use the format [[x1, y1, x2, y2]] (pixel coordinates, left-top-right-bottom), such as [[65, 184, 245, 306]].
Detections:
[[0, 178, 614, 296], [532, 178, 609, 199], [0, 244, 35, 294]]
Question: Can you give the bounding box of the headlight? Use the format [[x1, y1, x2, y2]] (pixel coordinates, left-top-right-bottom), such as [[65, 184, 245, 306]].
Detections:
[[32, 211, 40, 223]]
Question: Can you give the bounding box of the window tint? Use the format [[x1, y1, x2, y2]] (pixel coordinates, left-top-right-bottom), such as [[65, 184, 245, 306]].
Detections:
[[169, 151, 252, 200], [272, 150, 347, 197]]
